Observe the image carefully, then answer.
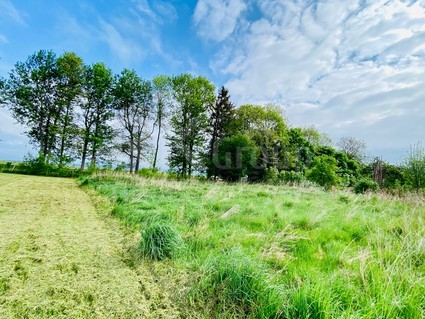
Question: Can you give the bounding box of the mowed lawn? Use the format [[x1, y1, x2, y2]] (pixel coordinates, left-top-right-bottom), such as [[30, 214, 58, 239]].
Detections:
[[0, 174, 180, 319]]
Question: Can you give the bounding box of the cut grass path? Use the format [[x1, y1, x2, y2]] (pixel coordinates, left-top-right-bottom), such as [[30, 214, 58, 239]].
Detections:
[[0, 174, 179, 318]]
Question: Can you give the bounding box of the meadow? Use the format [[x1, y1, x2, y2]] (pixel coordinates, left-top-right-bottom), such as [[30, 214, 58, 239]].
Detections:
[[81, 172, 425, 318]]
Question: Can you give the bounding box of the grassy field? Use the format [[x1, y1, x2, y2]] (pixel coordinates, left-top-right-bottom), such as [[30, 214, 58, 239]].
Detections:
[[1, 172, 424, 318], [0, 173, 184, 318], [81, 172, 425, 318]]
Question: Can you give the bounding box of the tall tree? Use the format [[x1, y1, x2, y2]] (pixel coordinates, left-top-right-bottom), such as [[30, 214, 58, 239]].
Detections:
[[206, 86, 235, 179], [3, 50, 60, 161], [79, 63, 114, 172], [167, 74, 215, 178], [113, 69, 153, 173], [152, 75, 172, 169], [55, 52, 84, 166]]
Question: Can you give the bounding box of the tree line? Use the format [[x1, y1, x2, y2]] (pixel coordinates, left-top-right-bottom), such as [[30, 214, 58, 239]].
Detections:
[[1, 50, 424, 191]]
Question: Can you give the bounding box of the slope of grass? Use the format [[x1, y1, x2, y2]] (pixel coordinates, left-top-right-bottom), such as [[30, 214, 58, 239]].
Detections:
[[82, 172, 425, 318], [0, 173, 184, 318]]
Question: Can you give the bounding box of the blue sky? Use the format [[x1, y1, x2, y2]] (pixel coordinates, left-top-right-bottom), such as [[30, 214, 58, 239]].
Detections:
[[1, 0, 424, 165]]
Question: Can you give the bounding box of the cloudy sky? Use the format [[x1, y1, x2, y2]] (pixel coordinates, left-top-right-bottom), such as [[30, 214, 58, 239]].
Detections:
[[0, 0, 424, 164]]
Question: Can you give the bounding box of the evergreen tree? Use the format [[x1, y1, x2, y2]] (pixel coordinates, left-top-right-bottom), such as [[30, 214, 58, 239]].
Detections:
[[206, 86, 235, 179]]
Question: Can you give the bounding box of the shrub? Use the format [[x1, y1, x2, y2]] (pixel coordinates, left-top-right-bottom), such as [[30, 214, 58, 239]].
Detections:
[[278, 170, 304, 185], [264, 167, 279, 184], [354, 178, 379, 194], [140, 223, 182, 260], [403, 142, 425, 190], [306, 156, 340, 189]]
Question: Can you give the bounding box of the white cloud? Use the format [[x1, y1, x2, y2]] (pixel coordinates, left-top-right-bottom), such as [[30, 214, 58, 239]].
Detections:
[[209, 0, 425, 163], [98, 18, 145, 63], [193, 0, 247, 42], [0, 0, 26, 26]]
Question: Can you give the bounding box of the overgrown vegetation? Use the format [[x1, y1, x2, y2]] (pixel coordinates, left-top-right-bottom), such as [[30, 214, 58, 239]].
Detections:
[[81, 172, 425, 318]]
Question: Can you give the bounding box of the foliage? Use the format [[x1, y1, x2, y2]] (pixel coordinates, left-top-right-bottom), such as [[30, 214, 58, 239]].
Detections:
[[140, 223, 182, 260], [215, 133, 259, 182], [301, 125, 332, 148], [113, 69, 153, 173], [403, 142, 425, 190], [0, 154, 79, 177], [79, 62, 115, 172], [306, 155, 340, 189], [4, 50, 61, 161], [264, 167, 279, 184], [55, 52, 84, 166], [283, 128, 315, 172], [205, 86, 235, 179], [167, 74, 215, 178], [278, 170, 305, 185], [354, 178, 379, 194]]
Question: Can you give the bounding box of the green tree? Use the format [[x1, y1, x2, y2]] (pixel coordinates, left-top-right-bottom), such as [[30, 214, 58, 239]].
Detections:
[[55, 52, 84, 166], [232, 104, 288, 181], [403, 142, 425, 190], [215, 134, 259, 182], [113, 69, 153, 173], [301, 125, 332, 148], [167, 74, 215, 178], [79, 63, 115, 172], [282, 128, 315, 173], [206, 86, 235, 179], [152, 75, 172, 169], [4, 50, 60, 161], [306, 155, 340, 189]]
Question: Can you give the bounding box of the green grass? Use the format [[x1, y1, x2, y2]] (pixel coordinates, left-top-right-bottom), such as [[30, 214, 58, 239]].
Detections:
[[82, 171, 425, 318]]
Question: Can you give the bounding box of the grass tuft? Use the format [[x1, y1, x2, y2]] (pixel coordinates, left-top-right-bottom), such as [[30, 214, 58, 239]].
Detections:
[[140, 223, 182, 260]]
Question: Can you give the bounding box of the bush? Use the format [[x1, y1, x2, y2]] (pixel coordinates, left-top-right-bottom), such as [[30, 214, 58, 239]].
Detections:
[[264, 167, 279, 184], [278, 170, 304, 185], [354, 178, 379, 194], [140, 223, 182, 260], [306, 156, 340, 190]]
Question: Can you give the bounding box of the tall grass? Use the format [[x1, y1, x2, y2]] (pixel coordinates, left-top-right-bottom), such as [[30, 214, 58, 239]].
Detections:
[[140, 223, 182, 260], [81, 172, 425, 318]]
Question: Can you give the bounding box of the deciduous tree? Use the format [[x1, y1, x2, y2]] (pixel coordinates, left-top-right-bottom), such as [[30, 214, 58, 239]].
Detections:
[[167, 74, 215, 178], [113, 69, 154, 172], [79, 63, 115, 172], [4, 50, 60, 161]]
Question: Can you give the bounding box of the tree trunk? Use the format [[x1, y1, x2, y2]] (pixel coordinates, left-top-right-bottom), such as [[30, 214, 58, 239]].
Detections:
[[129, 134, 134, 173], [59, 105, 71, 167], [153, 117, 161, 169], [80, 139, 89, 172]]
